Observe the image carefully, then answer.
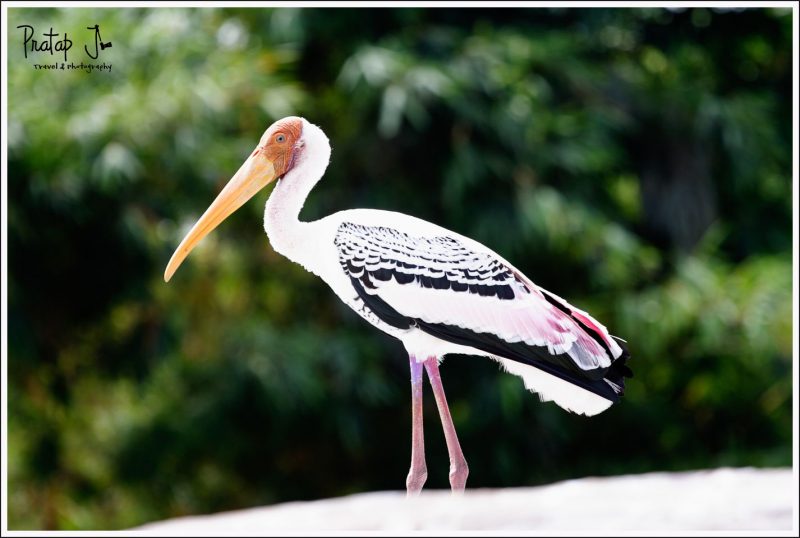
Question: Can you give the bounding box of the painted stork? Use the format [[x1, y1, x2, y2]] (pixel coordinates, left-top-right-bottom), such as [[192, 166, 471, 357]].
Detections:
[[164, 116, 632, 495]]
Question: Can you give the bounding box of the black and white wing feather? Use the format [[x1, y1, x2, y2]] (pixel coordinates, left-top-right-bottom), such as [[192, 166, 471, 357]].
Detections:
[[334, 222, 632, 408]]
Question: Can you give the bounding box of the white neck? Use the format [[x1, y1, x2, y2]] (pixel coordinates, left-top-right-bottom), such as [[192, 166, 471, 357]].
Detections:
[[264, 120, 331, 266]]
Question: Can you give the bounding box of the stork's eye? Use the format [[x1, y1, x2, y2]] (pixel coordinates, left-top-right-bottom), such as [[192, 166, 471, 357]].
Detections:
[[276, 134, 286, 143]]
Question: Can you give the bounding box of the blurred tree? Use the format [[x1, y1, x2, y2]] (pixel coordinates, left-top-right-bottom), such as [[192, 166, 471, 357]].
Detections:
[[6, 6, 793, 529]]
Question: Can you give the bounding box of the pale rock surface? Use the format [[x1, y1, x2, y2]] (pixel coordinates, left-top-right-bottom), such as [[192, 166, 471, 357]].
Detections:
[[136, 467, 795, 533]]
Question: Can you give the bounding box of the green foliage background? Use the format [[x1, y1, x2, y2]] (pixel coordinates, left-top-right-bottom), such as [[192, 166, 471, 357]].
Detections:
[[6, 7, 794, 530]]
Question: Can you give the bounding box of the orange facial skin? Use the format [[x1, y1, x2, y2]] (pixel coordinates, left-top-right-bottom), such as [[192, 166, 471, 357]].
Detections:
[[257, 116, 304, 178]]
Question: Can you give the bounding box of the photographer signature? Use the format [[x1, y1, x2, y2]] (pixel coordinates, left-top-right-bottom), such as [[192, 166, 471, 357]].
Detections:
[[17, 23, 112, 62]]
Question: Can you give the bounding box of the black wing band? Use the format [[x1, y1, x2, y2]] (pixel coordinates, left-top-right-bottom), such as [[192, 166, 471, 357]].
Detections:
[[349, 276, 627, 402]]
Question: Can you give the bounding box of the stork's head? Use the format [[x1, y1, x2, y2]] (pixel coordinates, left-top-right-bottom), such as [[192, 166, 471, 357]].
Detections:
[[164, 116, 311, 282]]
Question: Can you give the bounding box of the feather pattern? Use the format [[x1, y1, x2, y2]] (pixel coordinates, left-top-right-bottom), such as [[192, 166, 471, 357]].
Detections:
[[334, 222, 624, 376]]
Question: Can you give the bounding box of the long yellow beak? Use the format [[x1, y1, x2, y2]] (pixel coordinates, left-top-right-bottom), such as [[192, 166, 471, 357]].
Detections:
[[164, 151, 276, 282]]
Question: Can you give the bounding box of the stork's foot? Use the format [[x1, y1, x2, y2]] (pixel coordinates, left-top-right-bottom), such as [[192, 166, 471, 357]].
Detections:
[[449, 457, 469, 494], [406, 463, 428, 496]]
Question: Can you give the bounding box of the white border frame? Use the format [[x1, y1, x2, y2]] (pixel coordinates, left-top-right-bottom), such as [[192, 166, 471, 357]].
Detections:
[[1, 1, 797, 536]]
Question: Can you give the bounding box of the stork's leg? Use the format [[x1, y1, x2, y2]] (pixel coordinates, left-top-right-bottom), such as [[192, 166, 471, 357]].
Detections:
[[406, 355, 427, 496], [423, 357, 469, 493]]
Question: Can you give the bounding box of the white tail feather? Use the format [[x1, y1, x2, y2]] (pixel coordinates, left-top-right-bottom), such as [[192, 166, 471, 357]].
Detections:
[[494, 356, 613, 417]]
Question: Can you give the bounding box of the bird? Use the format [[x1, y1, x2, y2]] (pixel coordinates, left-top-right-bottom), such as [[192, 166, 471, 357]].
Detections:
[[164, 116, 633, 496]]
